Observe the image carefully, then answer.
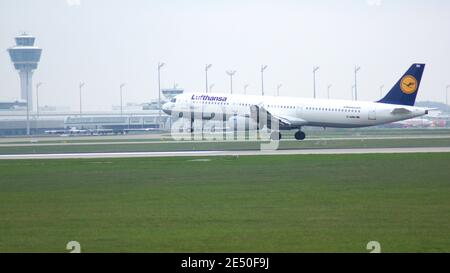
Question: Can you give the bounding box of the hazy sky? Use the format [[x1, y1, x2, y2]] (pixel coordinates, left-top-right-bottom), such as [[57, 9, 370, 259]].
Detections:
[[1, 0, 449, 110]]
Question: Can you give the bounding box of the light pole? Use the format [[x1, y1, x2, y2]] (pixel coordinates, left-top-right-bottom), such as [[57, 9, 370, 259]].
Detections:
[[226, 70, 236, 94], [313, 66, 319, 98], [327, 84, 332, 99], [351, 84, 355, 101], [36, 82, 43, 119], [261, 65, 268, 96], [277, 84, 282, 96], [120, 83, 126, 116], [79, 82, 85, 116], [354, 66, 361, 101], [380, 84, 384, 98], [205, 64, 212, 93], [158, 62, 165, 126], [25, 75, 30, 135], [209, 84, 215, 93], [446, 85, 450, 105], [244, 84, 249, 95]]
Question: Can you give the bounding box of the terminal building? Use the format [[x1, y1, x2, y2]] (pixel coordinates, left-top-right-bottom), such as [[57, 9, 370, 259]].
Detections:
[[162, 87, 184, 99], [0, 110, 170, 136], [0, 100, 27, 110], [64, 114, 168, 132]]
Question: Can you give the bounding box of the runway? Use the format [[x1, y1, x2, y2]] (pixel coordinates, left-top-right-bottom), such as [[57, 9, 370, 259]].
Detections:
[[1, 147, 450, 160], [0, 135, 449, 147]]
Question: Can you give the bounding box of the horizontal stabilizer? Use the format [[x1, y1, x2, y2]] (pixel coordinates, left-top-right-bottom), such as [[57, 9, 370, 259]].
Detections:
[[391, 108, 412, 115]]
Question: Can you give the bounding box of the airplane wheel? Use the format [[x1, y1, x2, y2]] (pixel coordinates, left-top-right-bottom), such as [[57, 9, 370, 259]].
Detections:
[[294, 131, 306, 140], [270, 131, 282, 141]]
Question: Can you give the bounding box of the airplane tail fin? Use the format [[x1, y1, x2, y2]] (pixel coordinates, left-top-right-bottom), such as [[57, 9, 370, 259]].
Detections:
[[377, 63, 425, 106]]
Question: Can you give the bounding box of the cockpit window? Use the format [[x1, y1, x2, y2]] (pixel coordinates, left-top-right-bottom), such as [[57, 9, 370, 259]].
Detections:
[[170, 98, 176, 103]]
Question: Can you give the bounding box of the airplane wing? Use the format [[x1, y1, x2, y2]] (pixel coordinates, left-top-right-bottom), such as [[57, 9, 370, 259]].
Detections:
[[250, 104, 307, 127]]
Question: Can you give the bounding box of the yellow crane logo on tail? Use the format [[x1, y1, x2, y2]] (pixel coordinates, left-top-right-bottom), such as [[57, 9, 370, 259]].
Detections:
[[400, 75, 418, 94]]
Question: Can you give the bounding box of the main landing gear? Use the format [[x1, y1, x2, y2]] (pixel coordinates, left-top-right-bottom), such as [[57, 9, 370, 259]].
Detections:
[[270, 130, 305, 141], [294, 130, 306, 140]]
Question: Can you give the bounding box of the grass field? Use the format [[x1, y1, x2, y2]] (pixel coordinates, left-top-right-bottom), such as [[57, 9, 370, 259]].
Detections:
[[1, 153, 450, 252]]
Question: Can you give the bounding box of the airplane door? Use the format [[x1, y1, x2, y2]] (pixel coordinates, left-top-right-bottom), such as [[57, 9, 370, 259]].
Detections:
[[296, 105, 302, 117], [368, 109, 376, 120], [231, 101, 238, 114]]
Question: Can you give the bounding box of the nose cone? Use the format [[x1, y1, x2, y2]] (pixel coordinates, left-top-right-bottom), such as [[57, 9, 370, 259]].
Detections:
[[162, 102, 173, 115]]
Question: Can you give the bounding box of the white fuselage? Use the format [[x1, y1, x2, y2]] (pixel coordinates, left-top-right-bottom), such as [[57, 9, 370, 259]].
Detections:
[[164, 92, 428, 129]]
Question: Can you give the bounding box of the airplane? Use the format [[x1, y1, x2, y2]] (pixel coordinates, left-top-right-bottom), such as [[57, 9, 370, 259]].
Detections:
[[68, 127, 89, 134], [45, 127, 90, 136], [44, 129, 67, 135], [123, 128, 160, 133], [162, 63, 431, 140]]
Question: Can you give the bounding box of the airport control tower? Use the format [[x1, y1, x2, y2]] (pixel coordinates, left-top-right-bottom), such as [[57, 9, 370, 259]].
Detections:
[[7, 33, 42, 111]]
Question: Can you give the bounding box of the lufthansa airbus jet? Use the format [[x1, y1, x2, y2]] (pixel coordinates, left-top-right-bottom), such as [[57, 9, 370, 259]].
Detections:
[[162, 64, 430, 140]]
